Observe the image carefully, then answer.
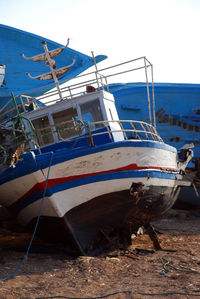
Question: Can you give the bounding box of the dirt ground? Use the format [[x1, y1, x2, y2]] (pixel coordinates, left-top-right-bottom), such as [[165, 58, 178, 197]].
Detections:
[[0, 208, 200, 299]]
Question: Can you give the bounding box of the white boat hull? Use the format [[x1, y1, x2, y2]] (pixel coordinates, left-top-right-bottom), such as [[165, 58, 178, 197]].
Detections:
[[0, 140, 188, 254]]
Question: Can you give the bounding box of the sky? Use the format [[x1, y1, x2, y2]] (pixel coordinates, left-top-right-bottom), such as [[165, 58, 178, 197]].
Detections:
[[1, 0, 200, 84]]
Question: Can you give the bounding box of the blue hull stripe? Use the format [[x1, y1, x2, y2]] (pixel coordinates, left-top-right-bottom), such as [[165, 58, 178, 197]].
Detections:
[[11, 169, 178, 215], [0, 140, 176, 185]]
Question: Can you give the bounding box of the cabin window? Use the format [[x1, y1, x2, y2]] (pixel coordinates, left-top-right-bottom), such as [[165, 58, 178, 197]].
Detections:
[[31, 115, 54, 146], [80, 99, 103, 129], [52, 107, 81, 140]]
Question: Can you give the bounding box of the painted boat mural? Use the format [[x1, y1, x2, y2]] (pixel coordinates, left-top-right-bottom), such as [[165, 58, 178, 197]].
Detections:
[[0, 49, 192, 255]]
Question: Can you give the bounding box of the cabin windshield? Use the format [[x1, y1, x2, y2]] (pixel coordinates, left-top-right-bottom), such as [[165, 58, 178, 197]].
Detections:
[[80, 99, 103, 129], [52, 107, 81, 140], [29, 98, 105, 147], [31, 115, 54, 147]]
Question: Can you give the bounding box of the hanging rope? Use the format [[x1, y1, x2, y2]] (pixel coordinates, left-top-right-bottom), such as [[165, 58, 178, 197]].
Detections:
[[0, 152, 54, 281]]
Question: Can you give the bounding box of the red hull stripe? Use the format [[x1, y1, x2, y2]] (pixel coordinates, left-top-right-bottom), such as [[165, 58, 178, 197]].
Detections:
[[11, 163, 178, 207]]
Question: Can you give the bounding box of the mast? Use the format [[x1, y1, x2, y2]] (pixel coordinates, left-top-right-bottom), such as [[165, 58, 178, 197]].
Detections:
[[22, 39, 76, 101], [42, 41, 63, 100]]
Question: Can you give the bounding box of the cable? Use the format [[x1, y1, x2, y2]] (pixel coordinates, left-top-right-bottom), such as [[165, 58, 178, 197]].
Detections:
[[0, 152, 54, 281]]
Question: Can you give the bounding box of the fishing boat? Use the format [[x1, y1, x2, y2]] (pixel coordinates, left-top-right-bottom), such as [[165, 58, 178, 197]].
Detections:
[[0, 24, 107, 109], [0, 47, 192, 255]]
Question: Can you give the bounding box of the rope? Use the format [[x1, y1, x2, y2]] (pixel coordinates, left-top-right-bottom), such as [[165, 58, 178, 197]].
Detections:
[[0, 145, 7, 165], [0, 152, 54, 281], [34, 289, 200, 299], [160, 257, 200, 274]]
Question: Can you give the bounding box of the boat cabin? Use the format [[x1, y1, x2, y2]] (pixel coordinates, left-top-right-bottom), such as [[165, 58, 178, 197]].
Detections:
[[23, 89, 125, 151]]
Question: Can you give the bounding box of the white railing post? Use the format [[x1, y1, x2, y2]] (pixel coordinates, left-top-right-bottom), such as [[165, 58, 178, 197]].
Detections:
[[91, 51, 100, 89], [144, 57, 152, 125], [151, 64, 156, 128]]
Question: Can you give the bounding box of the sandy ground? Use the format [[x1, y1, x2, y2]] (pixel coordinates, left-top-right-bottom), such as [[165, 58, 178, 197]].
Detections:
[[0, 208, 200, 299]]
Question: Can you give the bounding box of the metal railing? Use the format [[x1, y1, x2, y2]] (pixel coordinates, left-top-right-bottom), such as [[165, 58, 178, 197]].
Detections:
[[0, 118, 163, 167], [28, 119, 163, 148], [0, 56, 156, 127]]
